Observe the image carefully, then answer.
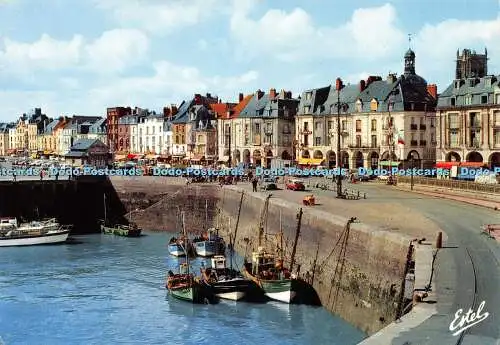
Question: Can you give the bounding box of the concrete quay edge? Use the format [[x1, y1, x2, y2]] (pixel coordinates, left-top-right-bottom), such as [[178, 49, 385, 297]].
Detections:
[[223, 185, 416, 245], [358, 244, 438, 344], [395, 184, 500, 211]]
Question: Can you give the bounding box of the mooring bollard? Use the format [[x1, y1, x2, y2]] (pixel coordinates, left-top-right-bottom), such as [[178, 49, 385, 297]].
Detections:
[[363, 193, 366, 199], [357, 191, 360, 198], [436, 232, 442, 249]]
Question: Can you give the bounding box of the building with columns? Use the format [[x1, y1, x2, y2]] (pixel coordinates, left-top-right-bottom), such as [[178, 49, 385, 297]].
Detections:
[[436, 48, 500, 169], [296, 48, 438, 170]]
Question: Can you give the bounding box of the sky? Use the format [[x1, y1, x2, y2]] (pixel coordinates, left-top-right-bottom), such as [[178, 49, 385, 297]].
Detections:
[[0, 0, 499, 121]]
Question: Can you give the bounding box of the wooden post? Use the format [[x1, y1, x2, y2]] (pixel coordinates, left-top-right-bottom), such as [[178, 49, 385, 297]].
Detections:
[[289, 208, 303, 273]]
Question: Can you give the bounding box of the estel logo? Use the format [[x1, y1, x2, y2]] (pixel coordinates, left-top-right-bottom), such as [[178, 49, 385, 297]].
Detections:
[[449, 300, 489, 336]]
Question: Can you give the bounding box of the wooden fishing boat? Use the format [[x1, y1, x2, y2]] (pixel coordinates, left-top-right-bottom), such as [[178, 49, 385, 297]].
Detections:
[[241, 194, 303, 303], [200, 255, 250, 301], [101, 194, 142, 237], [168, 211, 194, 257], [192, 201, 225, 257], [166, 263, 209, 303]]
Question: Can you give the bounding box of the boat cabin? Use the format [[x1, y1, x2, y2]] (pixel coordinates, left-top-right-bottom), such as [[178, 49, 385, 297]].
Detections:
[[251, 247, 276, 276], [211, 255, 227, 270], [0, 218, 18, 227]]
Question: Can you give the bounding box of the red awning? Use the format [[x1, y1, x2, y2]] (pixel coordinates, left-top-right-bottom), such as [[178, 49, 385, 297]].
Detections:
[[459, 162, 485, 167], [127, 154, 144, 160], [435, 162, 460, 169]]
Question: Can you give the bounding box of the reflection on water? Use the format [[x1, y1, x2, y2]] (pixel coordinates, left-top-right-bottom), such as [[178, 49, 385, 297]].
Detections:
[[0, 232, 366, 345]]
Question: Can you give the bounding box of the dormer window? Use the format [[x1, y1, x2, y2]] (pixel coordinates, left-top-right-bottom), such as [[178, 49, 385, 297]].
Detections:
[[455, 81, 460, 89], [469, 79, 475, 87], [465, 94, 472, 105], [370, 98, 378, 112], [356, 99, 363, 112], [481, 94, 488, 104], [451, 97, 456, 106]]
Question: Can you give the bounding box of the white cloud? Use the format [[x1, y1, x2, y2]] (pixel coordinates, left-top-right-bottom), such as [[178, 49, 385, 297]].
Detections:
[[85, 29, 149, 73], [94, 0, 224, 35], [0, 29, 150, 77], [230, 3, 405, 62]]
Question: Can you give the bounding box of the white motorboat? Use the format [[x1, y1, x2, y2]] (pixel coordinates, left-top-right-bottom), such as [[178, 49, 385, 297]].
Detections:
[[0, 217, 71, 247]]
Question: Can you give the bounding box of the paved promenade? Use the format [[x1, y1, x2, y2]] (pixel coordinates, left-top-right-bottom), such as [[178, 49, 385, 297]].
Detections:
[[230, 179, 500, 344]]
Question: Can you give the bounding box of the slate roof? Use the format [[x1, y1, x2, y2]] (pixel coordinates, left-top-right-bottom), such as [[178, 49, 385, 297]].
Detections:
[[437, 75, 500, 108], [239, 91, 299, 118], [89, 118, 107, 134], [69, 138, 103, 151], [297, 86, 331, 115], [43, 119, 59, 134], [0, 123, 15, 133], [171, 100, 193, 124]]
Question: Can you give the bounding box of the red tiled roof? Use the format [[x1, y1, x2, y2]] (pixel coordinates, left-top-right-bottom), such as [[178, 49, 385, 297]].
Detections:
[[231, 95, 253, 119], [209, 103, 236, 118]]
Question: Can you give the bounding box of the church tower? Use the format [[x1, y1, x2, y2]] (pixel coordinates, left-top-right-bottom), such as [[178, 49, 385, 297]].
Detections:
[[404, 49, 416, 76], [455, 48, 488, 80]]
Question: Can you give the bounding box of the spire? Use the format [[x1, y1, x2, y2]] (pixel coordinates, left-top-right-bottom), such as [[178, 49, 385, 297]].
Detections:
[[404, 35, 416, 76]]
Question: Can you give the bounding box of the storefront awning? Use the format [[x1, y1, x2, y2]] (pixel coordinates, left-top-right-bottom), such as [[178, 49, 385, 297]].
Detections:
[[435, 162, 460, 169], [298, 158, 324, 165], [127, 154, 144, 160], [114, 154, 127, 161], [459, 162, 484, 167], [379, 161, 400, 167]]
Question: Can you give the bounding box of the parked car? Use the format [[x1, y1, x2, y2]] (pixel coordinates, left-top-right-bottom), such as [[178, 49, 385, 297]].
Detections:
[[261, 177, 277, 190], [286, 179, 305, 191]]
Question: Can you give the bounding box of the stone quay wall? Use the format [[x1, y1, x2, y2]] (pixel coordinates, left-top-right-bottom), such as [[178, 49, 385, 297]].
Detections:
[[217, 186, 413, 335]]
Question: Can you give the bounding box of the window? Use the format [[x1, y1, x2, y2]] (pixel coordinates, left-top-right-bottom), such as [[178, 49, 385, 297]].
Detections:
[[305, 92, 312, 100], [494, 111, 500, 127], [341, 120, 347, 131], [371, 119, 377, 131], [328, 121, 333, 130], [465, 95, 472, 105], [255, 123, 260, 133], [449, 130, 460, 147], [315, 122, 321, 130], [411, 117, 415, 124], [315, 137, 321, 146], [303, 122, 309, 131], [282, 135, 290, 146], [496, 94, 500, 104], [448, 113, 459, 129], [371, 135, 377, 147], [304, 106, 311, 113], [481, 95, 488, 104], [451, 97, 456, 106], [494, 130, 500, 146], [356, 135, 361, 147], [356, 100, 363, 112], [355, 120, 361, 132], [430, 118, 435, 128], [431, 133, 435, 144], [370, 99, 378, 111]]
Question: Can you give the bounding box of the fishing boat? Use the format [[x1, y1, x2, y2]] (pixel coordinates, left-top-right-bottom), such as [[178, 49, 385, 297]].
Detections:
[[101, 194, 142, 237], [166, 212, 215, 304], [0, 217, 71, 247], [168, 211, 194, 257], [241, 194, 302, 303], [199, 255, 250, 301], [192, 200, 225, 257], [193, 228, 226, 257]]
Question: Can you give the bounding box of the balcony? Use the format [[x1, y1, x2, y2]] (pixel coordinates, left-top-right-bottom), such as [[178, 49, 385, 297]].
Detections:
[[410, 140, 418, 146], [419, 140, 427, 146], [419, 124, 426, 130], [410, 124, 418, 130], [300, 129, 312, 135]]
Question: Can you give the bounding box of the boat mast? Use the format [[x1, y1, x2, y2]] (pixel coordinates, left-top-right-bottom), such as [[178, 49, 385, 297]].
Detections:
[[258, 194, 272, 248], [182, 211, 189, 275], [103, 194, 107, 224], [204, 199, 208, 231], [231, 191, 244, 270], [289, 208, 303, 273], [279, 209, 283, 262]]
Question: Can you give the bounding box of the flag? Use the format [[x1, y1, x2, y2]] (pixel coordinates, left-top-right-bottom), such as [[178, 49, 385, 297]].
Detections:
[[396, 128, 405, 145]]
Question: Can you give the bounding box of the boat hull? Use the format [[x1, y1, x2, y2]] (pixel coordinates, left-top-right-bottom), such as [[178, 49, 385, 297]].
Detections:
[[0, 230, 69, 247], [169, 282, 215, 304], [241, 265, 297, 304], [101, 225, 141, 237], [194, 241, 216, 257], [168, 243, 186, 257], [211, 278, 250, 301]]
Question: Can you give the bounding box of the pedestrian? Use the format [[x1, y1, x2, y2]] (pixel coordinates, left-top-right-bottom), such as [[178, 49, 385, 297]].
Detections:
[[40, 170, 44, 181], [252, 177, 258, 192], [55, 171, 59, 181], [12, 171, 16, 181]]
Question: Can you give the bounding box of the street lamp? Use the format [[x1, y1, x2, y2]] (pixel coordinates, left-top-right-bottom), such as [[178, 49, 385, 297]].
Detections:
[[333, 78, 349, 198], [387, 94, 396, 185]]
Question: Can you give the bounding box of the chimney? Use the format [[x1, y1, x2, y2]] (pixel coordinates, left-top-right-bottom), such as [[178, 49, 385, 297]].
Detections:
[[170, 104, 178, 115], [387, 73, 397, 84], [239, 93, 244, 102], [359, 80, 366, 92], [256, 89, 264, 100], [427, 84, 437, 99], [335, 78, 344, 91], [206, 93, 211, 98], [269, 88, 277, 99], [366, 75, 382, 87], [163, 107, 171, 118], [286, 91, 292, 99]]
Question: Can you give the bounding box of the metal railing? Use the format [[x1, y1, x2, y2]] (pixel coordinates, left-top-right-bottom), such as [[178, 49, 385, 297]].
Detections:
[[395, 176, 500, 193]]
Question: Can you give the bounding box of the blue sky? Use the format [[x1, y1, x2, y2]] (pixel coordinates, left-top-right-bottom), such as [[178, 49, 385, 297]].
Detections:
[[0, 0, 499, 121]]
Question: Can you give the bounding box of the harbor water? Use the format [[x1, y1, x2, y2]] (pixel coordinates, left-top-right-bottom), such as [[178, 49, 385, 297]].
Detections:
[[0, 232, 365, 345]]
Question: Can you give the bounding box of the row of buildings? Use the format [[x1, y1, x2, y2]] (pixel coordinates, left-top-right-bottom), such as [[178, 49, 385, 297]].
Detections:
[[1, 47, 499, 170]]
